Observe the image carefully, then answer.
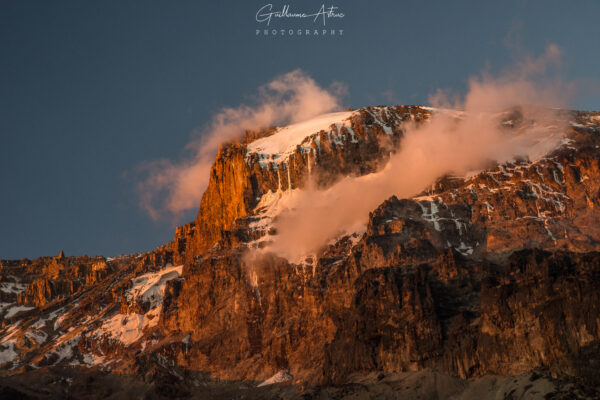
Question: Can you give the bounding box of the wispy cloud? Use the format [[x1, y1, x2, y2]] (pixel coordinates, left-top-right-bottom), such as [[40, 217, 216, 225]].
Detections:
[[136, 69, 345, 219]]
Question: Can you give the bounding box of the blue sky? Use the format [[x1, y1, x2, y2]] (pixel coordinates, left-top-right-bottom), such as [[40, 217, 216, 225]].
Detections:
[[1, 0, 599, 259]]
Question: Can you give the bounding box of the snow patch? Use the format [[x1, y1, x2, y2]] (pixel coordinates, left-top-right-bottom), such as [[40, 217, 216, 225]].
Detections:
[[247, 188, 304, 244], [82, 353, 105, 365], [0, 282, 27, 295], [32, 307, 65, 330], [127, 264, 183, 309], [0, 340, 18, 365], [257, 370, 293, 387], [416, 200, 442, 231], [92, 264, 182, 346], [5, 305, 34, 318], [94, 313, 146, 346], [25, 330, 47, 344], [49, 335, 81, 365]]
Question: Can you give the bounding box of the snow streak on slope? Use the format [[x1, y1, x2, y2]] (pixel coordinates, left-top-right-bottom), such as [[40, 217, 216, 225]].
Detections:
[[246, 111, 355, 163]]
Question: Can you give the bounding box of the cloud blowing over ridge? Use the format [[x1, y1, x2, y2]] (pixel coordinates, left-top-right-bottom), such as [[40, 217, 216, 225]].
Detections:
[[137, 69, 344, 219], [137, 45, 572, 264], [266, 44, 572, 261]]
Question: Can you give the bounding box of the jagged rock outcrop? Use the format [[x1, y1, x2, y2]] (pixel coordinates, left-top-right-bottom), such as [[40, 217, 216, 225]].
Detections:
[[15, 256, 112, 307]]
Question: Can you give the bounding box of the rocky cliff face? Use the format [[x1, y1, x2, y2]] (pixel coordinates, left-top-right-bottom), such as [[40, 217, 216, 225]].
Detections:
[[173, 106, 429, 261], [1, 105, 600, 398]]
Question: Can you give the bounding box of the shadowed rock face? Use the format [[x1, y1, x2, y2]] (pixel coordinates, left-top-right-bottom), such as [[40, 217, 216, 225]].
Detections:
[[2, 105, 600, 395], [157, 245, 600, 386]]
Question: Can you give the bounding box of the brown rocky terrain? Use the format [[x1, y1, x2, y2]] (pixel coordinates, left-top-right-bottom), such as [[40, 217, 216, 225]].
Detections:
[[1, 105, 600, 399]]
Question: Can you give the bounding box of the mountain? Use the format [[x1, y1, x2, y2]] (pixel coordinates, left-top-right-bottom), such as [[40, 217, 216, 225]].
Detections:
[[1, 105, 600, 399]]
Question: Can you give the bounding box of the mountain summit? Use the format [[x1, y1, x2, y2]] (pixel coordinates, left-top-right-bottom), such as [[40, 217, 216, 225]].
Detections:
[[2, 105, 600, 399]]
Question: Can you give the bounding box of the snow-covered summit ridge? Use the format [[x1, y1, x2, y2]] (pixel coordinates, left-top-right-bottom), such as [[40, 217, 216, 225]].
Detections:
[[245, 110, 356, 163]]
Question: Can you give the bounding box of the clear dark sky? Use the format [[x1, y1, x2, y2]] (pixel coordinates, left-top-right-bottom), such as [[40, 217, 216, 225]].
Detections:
[[1, 0, 599, 259]]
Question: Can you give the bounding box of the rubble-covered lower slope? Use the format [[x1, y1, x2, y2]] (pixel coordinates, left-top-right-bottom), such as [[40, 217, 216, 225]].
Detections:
[[0, 366, 598, 400]]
